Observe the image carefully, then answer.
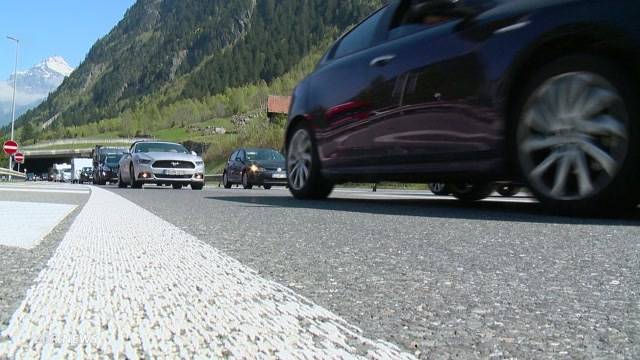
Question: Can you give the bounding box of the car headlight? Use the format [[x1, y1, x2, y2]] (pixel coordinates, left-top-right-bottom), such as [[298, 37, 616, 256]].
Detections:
[[137, 158, 152, 165], [195, 161, 204, 166]]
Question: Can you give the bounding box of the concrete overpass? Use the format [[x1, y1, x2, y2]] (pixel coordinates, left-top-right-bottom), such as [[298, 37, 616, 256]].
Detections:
[[19, 148, 94, 174]]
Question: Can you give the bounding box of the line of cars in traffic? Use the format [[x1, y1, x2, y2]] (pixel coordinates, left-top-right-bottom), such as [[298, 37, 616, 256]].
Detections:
[[38, 141, 289, 191]]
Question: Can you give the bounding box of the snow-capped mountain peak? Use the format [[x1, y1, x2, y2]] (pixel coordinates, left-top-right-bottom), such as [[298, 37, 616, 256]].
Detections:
[[41, 56, 74, 77], [0, 56, 75, 126], [14, 56, 74, 81]]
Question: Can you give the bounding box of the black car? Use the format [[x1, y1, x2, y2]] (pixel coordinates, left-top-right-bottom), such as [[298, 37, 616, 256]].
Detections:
[[96, 153, 124, 185], [79, 167, 93, 184], [285, 0, 640, 214], [222, 148, 288, 189]]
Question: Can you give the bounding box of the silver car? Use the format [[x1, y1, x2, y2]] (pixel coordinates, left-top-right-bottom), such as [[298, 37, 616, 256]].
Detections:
[[118, 141, 205, 190]]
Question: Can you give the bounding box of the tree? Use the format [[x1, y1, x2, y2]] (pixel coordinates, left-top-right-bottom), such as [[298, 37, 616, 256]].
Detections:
[[20, 123, 35, 144]]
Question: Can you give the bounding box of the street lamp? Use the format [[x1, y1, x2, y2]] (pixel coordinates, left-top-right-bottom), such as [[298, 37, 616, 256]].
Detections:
[[7, 36, 19, 173]]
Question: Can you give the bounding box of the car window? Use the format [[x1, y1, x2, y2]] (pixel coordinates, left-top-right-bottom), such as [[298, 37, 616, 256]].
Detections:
[[134, 142, 189, 154], [332, 7, 387, 59], [246, 149, 285, 162], [230, 151, 238, 161], [388, 0, 458, 40]]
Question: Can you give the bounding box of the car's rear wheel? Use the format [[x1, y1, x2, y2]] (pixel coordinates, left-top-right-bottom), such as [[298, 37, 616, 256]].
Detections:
[[286, 125, 334, 199], [242, 172, 253, 189], [222, 172, 232, 189], [130, 165, 143, 189], [429, 182, 450, 196], [172, 184, 183, 190], [516, 55, 639, 214], [496, 184, 521, 197], [449, 183, 494, 202], [191, 183, 204, 190], [263, 185, 272, 190]]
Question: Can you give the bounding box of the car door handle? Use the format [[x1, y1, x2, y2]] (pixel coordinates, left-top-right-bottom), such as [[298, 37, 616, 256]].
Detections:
[[370, 54, 396, 67]]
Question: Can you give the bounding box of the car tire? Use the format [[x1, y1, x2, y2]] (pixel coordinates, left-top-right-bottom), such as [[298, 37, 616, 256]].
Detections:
[[263, 185, 272, 190], [130, 165, 143, 189], [496, 184, 521, 197], [222, 172, 232, 189], [117, 171, 127, 188], [515, 55, 640, 214], [429, 182, 450, 196], [449, 183, 494, 202], [191, 183, 204, 190], [242, 172, 253, 189], [286, 124, 334, 199], [172, 184, 183, 190]]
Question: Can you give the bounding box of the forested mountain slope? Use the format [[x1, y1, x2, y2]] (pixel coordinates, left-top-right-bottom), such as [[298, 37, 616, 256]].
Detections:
[[16, 0, 382, 130]]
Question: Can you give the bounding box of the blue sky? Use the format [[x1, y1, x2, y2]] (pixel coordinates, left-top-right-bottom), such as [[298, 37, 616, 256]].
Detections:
[[0, 1, 135, 79]]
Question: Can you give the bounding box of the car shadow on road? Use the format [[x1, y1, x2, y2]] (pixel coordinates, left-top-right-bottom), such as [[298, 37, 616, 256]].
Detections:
[[205, 194, 640, 226]]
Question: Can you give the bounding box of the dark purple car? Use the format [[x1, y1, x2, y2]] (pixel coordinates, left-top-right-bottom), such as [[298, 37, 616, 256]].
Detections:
[[285, 0, 640, 214]]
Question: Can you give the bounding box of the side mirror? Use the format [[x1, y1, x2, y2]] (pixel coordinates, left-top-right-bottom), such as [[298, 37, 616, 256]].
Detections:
[[409, 0, 477, 21], [191, 151, 198, 156]]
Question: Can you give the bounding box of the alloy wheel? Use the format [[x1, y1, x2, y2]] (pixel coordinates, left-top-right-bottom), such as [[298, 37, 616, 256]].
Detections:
[[518, 72, 629, 201], [287, 129, 313, 191]]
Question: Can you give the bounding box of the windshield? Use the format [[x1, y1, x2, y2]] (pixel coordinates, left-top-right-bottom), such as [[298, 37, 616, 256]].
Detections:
[[105, 154, 121, 164], [246, 149, 285, 162], [135, 142, 188, 154]]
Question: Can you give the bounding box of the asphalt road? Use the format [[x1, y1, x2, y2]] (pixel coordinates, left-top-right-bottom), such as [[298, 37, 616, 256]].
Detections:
[[100, 184, 640, 359]]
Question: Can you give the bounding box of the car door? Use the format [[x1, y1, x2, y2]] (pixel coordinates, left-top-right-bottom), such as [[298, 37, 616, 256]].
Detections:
[[232, 150, 246, 181], [310, 5, 398, 170], [226, 150, 238, 180], [120, 145, 135, 182], [367, 0, 500, 169]]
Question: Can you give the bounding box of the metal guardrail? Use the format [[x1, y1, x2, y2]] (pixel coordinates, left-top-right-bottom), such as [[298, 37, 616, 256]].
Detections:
[[22, 138, 147, 150], [205, 174, 223, 183], [0, 167, 26, 180]]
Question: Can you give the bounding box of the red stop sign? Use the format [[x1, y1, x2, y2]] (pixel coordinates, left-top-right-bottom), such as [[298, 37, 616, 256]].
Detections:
[[14, 152, 24, 163], [3, 140, 18, 155]]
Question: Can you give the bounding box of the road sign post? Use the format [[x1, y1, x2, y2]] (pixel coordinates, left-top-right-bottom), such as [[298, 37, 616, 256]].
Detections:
[[3, 140, 18, 179], [14, 152, 24, 175]]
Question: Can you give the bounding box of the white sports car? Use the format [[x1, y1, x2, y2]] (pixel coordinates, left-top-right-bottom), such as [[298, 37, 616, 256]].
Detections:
[[118, 141, 205, 190]]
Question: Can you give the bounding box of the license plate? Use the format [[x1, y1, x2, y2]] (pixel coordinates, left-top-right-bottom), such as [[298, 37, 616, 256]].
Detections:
[[163, 169, 184, 176], [272, 173, 287, 179]]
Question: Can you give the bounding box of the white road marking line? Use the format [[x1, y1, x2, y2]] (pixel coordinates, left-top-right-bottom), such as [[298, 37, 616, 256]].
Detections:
[[0, 201, 77, 249], [0, 187, 90, 194], [0, 187, 415, 359]]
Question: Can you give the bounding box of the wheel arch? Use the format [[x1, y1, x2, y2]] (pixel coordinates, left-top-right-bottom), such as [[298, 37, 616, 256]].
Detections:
[[501, 24, 640, 172], [284, 115, 311, 153]]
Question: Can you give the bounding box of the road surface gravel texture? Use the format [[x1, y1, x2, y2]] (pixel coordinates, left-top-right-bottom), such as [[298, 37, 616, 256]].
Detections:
[[110, 186, 640, 359], [0, 187, 413, 359]]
